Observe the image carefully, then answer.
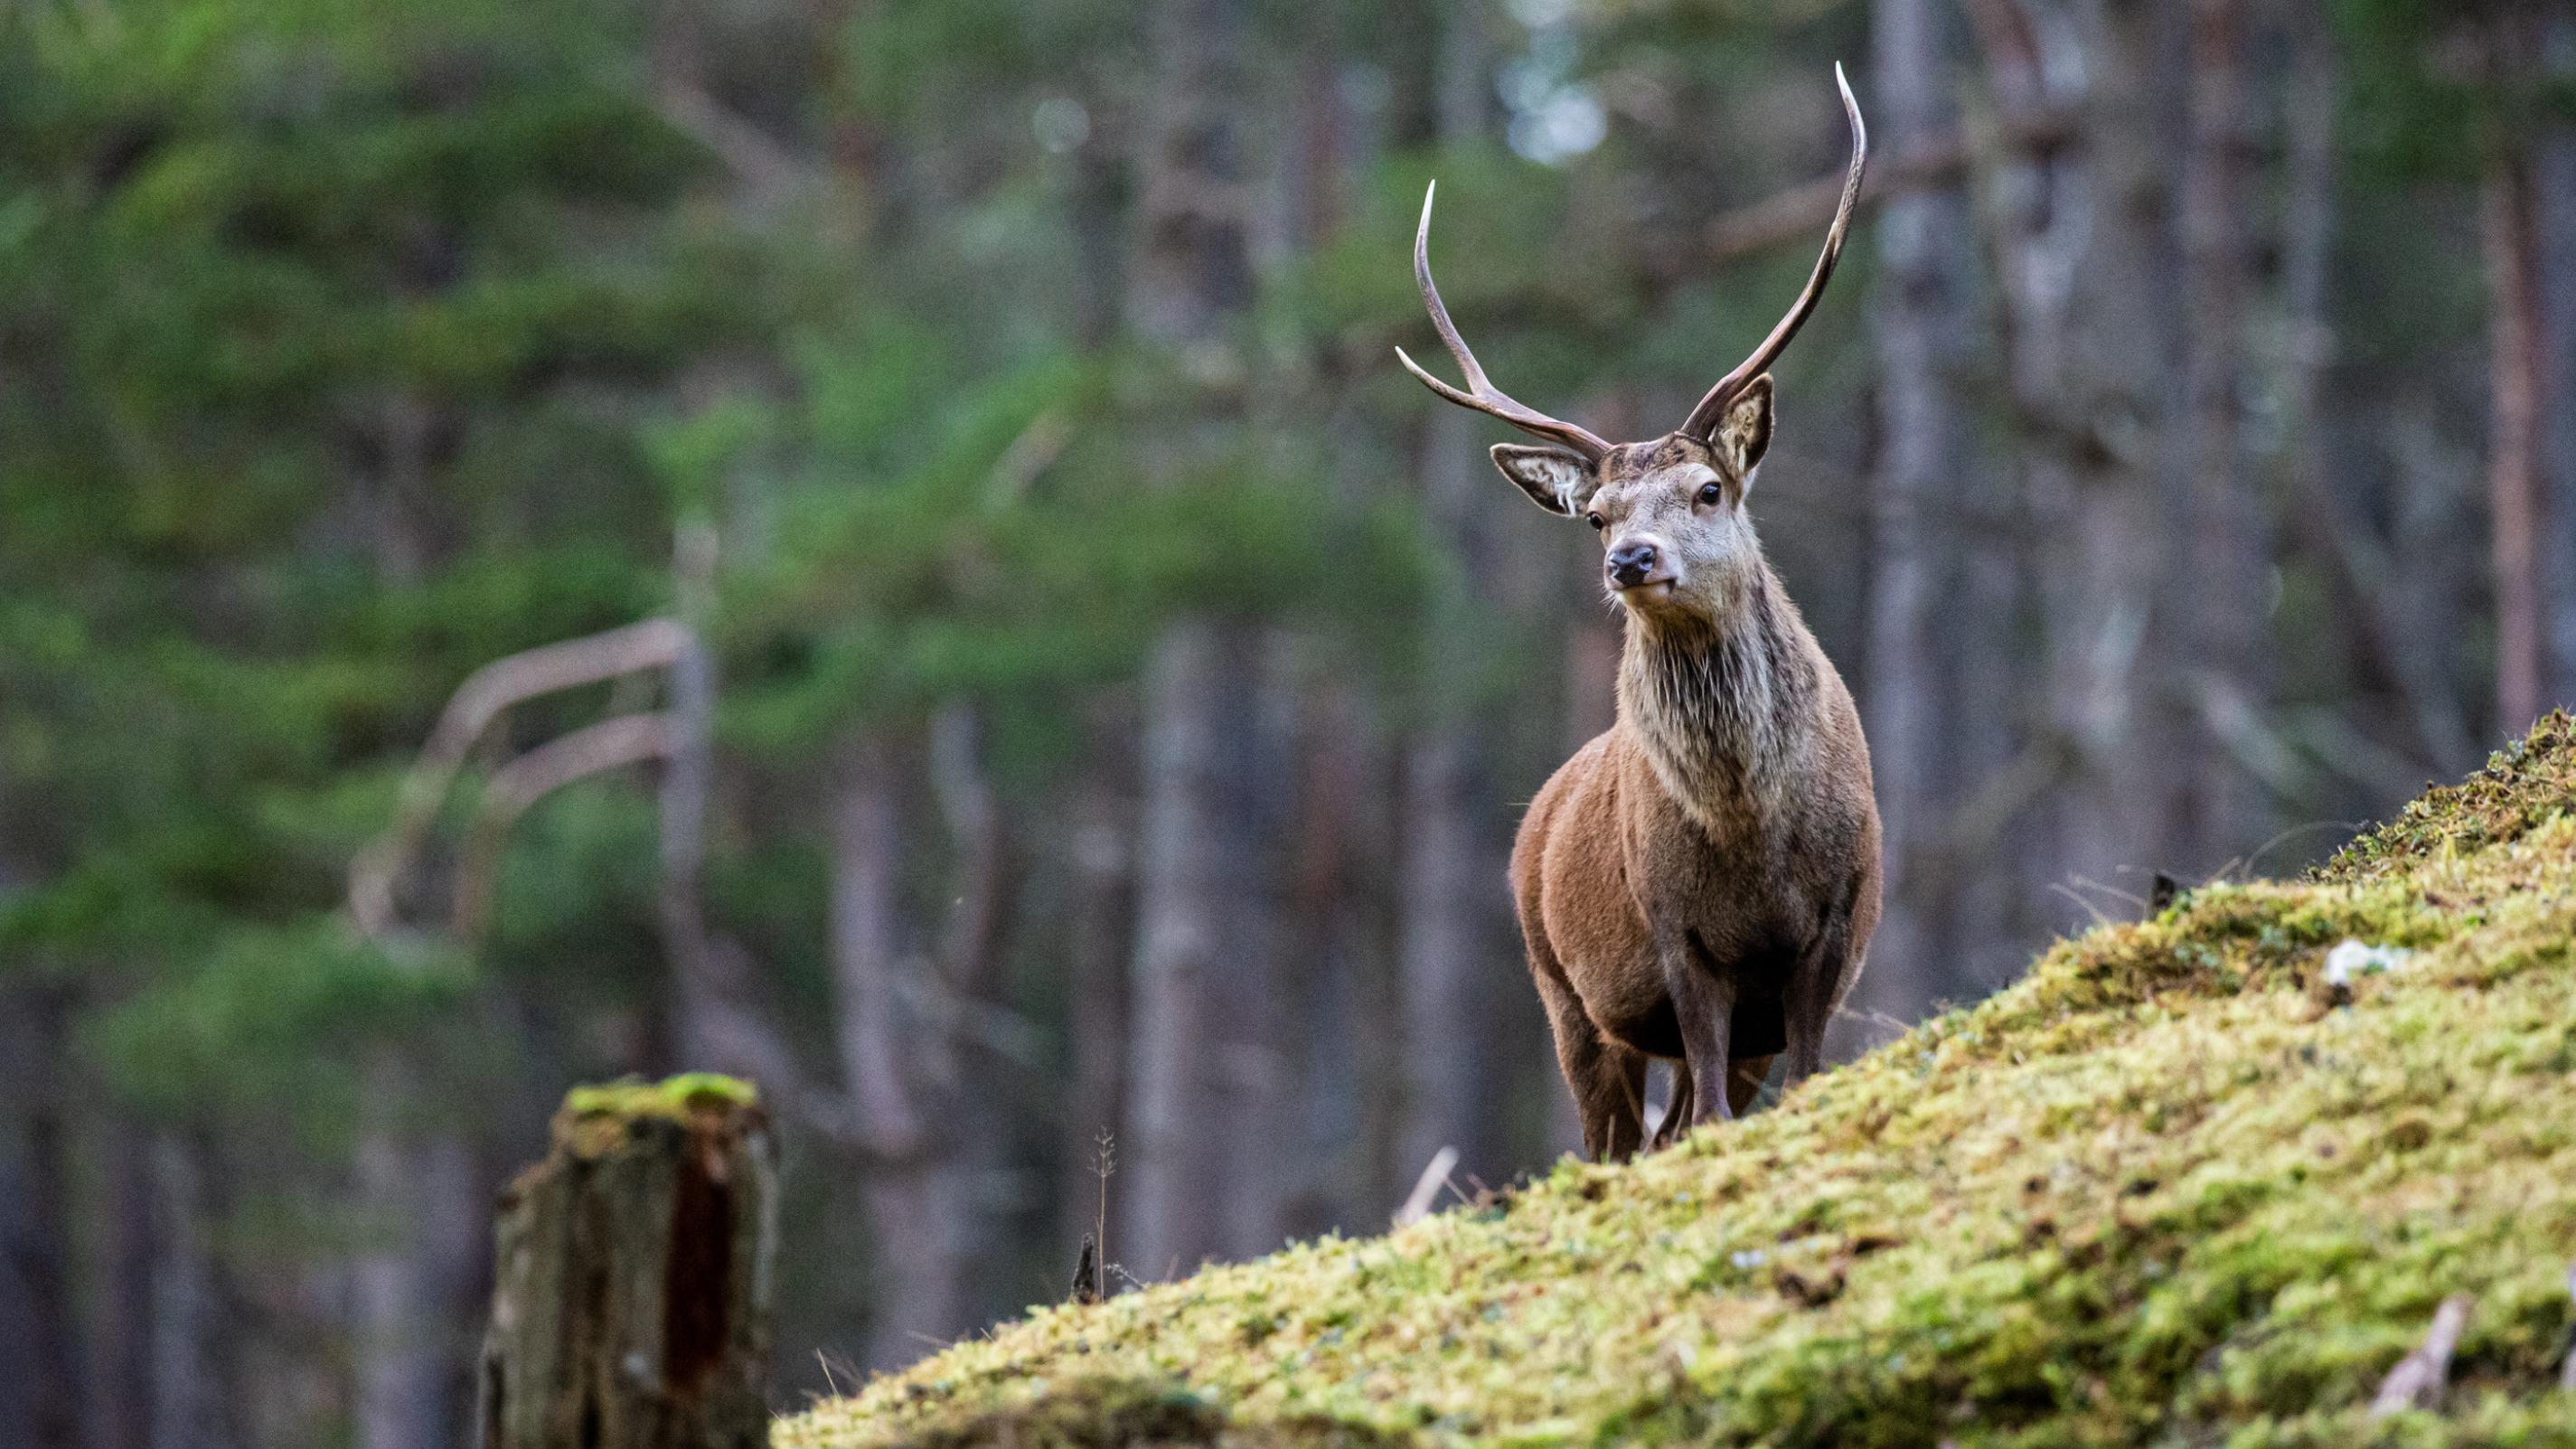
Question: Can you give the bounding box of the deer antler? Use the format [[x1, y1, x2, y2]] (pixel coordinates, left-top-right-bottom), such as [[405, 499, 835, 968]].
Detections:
[[1396, 182, 1613, 463], [1679, 64, 1869, 443]]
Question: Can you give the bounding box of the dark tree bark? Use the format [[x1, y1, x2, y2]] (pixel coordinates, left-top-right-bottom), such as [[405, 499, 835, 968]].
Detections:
[[1981, 0, 2186, 906], [474, 1080, 775, 1449], [1121, 0, 1274, 1278], [2539, 7, 2576, 712], [1859, 0, 1979, 1022], [828, 733, 974, 1369], [146, 1137, 231, 1449], [2487, 78, 2546, 736], [97, 1128, 155, 1449], [1058, 712, 1135, 1250], [0, 988, 83, 1449], [2172, 0, 2267, 868], [1397, 1, 1513, 1197], [1398, 407, 1514, 1192]]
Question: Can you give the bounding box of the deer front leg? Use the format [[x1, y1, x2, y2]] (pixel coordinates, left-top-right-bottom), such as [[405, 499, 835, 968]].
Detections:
[[1664, 936, 1739, 1125]]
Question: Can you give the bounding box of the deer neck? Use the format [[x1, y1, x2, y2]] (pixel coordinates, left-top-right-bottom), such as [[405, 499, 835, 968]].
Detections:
[[1615, 560, 1815, 828]]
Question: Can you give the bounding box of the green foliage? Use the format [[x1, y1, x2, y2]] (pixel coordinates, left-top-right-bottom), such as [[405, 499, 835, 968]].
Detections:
[[0, 0, 735, 1135], [785, 721, 2576, 1449]]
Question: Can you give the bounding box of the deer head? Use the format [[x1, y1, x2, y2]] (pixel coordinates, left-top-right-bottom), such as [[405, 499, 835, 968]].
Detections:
[[1397, 65, 1866, 619]]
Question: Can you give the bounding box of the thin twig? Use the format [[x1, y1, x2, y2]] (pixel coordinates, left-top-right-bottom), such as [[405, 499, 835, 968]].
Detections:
[[1394, 1145, 1460, 1228], [2560, 1266, 2575, 1393], [2046, 881, 2116, 931], [2369, 1294, 2472, 1418]]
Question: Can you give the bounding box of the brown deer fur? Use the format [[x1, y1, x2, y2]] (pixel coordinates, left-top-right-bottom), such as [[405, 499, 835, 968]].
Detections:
[[1398, 68, 1880, 1160], [1503, 410, 1880, 1161]]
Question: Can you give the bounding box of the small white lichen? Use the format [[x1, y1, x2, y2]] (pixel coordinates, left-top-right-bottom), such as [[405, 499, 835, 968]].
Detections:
[[2322, 938, 2412, 989]]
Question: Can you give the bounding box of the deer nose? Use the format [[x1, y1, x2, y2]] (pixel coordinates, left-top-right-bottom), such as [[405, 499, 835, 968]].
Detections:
[[1608, 541, 1660, 588]]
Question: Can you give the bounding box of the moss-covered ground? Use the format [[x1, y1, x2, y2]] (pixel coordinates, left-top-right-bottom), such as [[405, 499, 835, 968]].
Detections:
[[782, 719, 2576, 1448]]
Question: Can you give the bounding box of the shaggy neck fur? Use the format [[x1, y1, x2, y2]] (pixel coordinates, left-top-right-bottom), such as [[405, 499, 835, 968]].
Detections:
[[1615, 560, 1817, 828]]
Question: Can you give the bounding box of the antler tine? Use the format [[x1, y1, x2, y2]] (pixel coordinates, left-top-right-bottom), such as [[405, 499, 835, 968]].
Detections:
[[1396, 182, 1612, 462], [1679, 63, 1869, 443]]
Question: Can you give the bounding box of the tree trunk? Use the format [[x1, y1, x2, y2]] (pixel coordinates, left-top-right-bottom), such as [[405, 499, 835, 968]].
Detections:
[[0, 988, 83, 1449], [1122, 0, 1269, 1279], [1126, 619, 1264, 1274], [2537, 8, 2576, 711], [1059, 713, 1134, 1255], [147, 1137, 230, 1449], [660, 521, 722, 1070], [828, 734, 973, 1369], [1398, 402, 1513, 1190], [2487, 117, 2546, 737], [1988, 0, 2185, 907], [97, 1128, 154, 1449], [1396, 2, 1514, 1194], [1859, 0, 1978, 1023], [474, 1079, 775, 1449], [2173, 0, 2266, 868]]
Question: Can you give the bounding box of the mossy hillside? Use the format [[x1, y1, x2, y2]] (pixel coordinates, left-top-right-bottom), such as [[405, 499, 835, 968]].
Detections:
[[783, 723, 2576, 1448]]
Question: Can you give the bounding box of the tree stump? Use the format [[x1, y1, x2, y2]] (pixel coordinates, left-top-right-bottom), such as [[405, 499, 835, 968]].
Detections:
[[476, 1075, 776, 1449]]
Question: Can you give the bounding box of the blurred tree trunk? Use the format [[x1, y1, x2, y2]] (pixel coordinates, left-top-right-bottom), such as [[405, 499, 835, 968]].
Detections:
[[146, 1138, 231, 1449], [98, 1130, 153, 1449], [2488, 147, 2544, 737], [2537, 8, 2576, 710], [829, 734, 973, 1369], [1398, 0, 1512, 1198], [2173, 0, 2267, 867], [2487, 14, 2547, 738], [1982, 0, 2184, 908], [1859, 0, 1977, 1022], [1399, 406, 1513, 1191], [352, 394, 473, 1449], [1059, 712, 1134, 1247], [2534, 9, 2576, 711], [2272, 5, 2475, 778], [660, 521, 724, 1069], [1123, 0, 1271, 1277], [1058, 115, 1136, 1248], [0, 988, 82, 1449], [926, 701, 1016, 1315]]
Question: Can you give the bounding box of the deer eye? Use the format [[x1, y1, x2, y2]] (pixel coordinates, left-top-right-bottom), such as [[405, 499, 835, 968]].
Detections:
[[1697, 481, 1724, 506], [1585, 512, 1605, 531]]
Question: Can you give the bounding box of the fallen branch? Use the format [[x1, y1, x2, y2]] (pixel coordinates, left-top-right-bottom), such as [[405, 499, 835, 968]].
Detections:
[[349, 618, 692, 939], [448, 713, 677, 943], [2369, 1294, 2471, 1418]]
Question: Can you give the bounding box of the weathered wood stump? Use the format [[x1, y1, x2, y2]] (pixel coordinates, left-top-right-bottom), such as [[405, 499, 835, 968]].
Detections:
[[476, 1074, 776, 1449]]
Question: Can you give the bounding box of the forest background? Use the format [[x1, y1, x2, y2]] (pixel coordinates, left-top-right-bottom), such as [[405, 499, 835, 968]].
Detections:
[[2, 1, 2566, 1447]]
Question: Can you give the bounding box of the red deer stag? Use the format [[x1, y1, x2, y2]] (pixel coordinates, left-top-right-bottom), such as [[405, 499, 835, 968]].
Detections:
[[1398, 67, 1881, 1161]]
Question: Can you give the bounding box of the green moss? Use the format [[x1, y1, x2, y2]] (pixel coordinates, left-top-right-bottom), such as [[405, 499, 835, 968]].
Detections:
[[562, 1072, 758, 1122], [783, 722, 2576, 1449]]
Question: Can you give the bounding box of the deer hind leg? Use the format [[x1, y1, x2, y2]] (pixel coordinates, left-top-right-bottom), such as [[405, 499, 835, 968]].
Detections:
[[1530, 959, 1646, 1162]]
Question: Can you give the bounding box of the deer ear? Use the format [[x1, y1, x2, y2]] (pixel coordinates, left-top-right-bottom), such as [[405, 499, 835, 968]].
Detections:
[[1490, 444, 1598, 516], [1716, 374, 1774, 482]]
